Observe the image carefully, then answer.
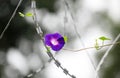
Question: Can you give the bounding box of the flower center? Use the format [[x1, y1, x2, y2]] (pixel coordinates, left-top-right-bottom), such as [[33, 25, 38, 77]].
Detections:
[[51, 38, 58, 45]]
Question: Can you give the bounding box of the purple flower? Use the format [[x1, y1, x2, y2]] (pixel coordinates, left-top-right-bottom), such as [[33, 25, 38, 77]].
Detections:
[[44, 33, 65, 51]]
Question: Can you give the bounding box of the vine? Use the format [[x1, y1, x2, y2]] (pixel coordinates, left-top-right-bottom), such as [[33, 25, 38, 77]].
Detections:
[[0, 0, 120, 78]]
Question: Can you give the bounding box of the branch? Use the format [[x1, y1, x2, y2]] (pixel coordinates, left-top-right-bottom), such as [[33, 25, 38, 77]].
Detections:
[[0, 0, 23, 39]]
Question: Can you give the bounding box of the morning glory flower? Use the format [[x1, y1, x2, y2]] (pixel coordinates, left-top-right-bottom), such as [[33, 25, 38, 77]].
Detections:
[[44, 33, 65, 51]]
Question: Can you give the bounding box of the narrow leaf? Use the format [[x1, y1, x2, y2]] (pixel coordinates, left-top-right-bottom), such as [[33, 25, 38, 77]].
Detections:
[[99, 36, 111, 41], [18, 12, 25, 17], [25, 12, 33, 17]]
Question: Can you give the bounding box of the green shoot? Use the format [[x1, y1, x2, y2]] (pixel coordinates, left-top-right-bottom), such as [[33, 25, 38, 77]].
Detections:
[[94, 39, 100, 50], [99, 36, 111, 46], [94, 36, 111, 50], [19, 12, 33, 17], [18, 12, 25, 17]]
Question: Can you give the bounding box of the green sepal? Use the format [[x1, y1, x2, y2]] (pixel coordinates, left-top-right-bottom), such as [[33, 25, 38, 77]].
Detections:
[[63, 36, 68, 43]]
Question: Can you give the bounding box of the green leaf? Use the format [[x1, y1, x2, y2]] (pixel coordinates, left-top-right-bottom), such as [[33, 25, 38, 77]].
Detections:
[[25, 12, 33, 17], [63, 36, 68, 43], [99, 36, 111, 41], [18, 12, 25, 17]]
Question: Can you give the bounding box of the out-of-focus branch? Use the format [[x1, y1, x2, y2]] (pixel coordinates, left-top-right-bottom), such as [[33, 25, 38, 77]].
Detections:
[[63, 0, 98, 78], [0, 0, 23, 39]]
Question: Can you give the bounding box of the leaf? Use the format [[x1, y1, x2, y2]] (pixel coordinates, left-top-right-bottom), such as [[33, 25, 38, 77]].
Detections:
[[18, 12, 25, 17], [25, 12, 33, 17], [63, 36, 68, 43], [99, 36, 111, 41]]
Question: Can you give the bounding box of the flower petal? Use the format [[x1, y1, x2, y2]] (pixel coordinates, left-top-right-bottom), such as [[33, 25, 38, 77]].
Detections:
[[51, 37, 65, 51], [52, 33, 62, 39], [44, 34, 53, 46]]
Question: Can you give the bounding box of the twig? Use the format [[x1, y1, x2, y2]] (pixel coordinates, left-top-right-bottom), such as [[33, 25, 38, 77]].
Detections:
[[62, 41, 120, 52], [0, 0, 23, 39], [63, 0, 98, 78], [63, 0, 68, 36]]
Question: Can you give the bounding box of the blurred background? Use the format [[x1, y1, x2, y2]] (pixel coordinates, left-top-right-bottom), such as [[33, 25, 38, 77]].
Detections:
[[0, 0, 120, 78]]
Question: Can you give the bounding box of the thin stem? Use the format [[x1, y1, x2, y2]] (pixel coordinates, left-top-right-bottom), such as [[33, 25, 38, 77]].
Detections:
[[95, 33, 120, 77], [0, 0, 23, 39], [102, 40, 104, 46], [63, 0, 97, 77], [63, 0, 68, 36], [63, 41, 120, 52]]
